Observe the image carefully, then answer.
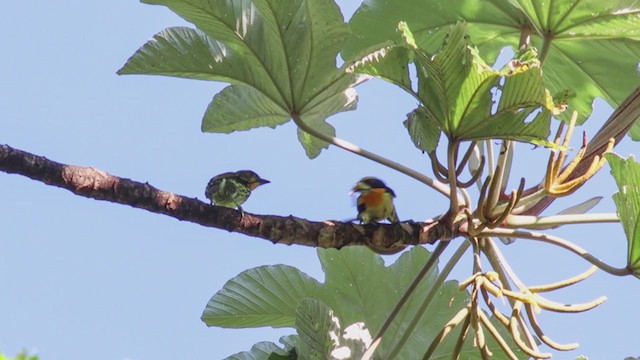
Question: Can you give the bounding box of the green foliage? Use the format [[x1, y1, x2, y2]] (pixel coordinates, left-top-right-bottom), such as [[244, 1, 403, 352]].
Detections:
[[404, 107, 441, 153], [605, 153, 640, 278], [351, 21, 557, 149], [294, 298, 371, 359], [119, 0, 366, 158], [122, 0, 640, 358], [224, 337, 297, 360], [204, 247, 526, 359], [347, 0, 640, 126], [201, 264, 323, 328], [0, 351, 39, 360]]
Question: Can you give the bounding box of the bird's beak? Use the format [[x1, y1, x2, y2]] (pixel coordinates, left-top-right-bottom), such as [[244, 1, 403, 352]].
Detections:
[[349, 183, 363, 196], [250, 178, 270, 190]]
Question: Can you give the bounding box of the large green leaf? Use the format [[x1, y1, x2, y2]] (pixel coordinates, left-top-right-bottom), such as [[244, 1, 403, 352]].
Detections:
[[347, 0, 640, 124], [296, 115, 336, 159], [408, 22, 499, 136], [346, 43, 413, 95], [401, 22, 555, 146], [605, 153, 640, 278], [202, 85, 290, 133], [404, 107, 441, 153], [119, 0, 365, 157], [294, 299, 338, 360], [456, 65, 554, 145], [294, 298, 371, 359], [318, 247, 523, 359], [224, 337, 297, 360], [344, 0, 524, 63], [204, 246, 526, 359], [201, 265, 323, 328]]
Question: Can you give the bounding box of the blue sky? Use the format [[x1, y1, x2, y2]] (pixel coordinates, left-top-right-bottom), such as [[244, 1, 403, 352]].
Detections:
[[1, 1, 639, 359]]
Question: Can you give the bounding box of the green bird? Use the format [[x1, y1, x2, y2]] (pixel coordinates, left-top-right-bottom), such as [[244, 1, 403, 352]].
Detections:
[[350, 177, 399, 224], [205, 170, 270, 214]]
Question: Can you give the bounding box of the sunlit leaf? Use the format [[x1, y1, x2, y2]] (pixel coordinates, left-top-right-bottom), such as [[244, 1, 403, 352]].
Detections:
[[296, 116, 336, 159], [224, 338, 296, 360], [347, 0, 640, 124], [404, 107, 441, 153], [401, 22, 554, 146], [605, 153, 640, 278], [346, 43, 413, 94], [295, 299, 337, 360], [120, 0, 365, 157], [203, 246, 526, 359], [201, 265, 323, 328], [202, 85, 290, 133]]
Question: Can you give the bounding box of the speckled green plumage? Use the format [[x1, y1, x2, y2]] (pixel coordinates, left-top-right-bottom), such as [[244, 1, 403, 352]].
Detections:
[[205, 170, 269, 211]]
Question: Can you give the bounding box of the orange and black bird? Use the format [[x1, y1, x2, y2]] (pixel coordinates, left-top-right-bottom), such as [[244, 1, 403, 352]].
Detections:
[[205, 170, 269, 213], [350, 177, 399, 224]]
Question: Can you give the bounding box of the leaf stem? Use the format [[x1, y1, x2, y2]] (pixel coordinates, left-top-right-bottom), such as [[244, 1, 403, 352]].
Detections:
[[539, 32, 553, 64], [362, 241, 450, 360], [291, 114, 456, 199], [505, 213, 619, 229], [486, 140, 495, 176], [448, 141, 460, 216], [518, 23, 532, 51], [482, 239, 541, 352], [480, 228, 632, 276], [385, 240, 470, 359]]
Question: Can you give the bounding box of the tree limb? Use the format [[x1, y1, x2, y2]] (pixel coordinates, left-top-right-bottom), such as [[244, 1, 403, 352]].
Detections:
[[0, 144, 444, 252]]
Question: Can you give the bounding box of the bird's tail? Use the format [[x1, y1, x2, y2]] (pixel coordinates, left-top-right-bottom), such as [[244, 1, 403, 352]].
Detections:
[[388, 207, 399, 223]]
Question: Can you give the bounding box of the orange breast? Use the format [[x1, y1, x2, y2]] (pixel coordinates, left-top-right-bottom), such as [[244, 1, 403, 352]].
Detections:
[[358, 188, 386, 207]]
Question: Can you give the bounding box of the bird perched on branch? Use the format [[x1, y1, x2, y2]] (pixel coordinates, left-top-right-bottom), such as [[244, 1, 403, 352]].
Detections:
[[350, 177, 399, 224], [205, 170, 270, 214]]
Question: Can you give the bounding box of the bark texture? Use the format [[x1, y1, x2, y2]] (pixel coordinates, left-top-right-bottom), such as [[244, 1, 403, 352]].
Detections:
[[0, 144, 445, 253]]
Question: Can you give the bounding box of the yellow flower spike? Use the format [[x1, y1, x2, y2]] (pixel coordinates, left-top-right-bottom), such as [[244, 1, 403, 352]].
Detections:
[[547, 176, 585, 196], [545, 111, 613, 197], [481, 287, 510, 326], [485, 271, 506, 293], [535, 295, 607, 313], [485, 271, 500, 282], [481, 276, 505, 298], [544, 152, 555, 191], [478, 311, 519, 360], [547, 112, 577, 183], [459, 272, 482, 290], [547, 139, 613, 196], [529, 294, 542, 314], [502, 289, 541, 312], [555, 131, 588, 184], [509, 314, 552, 358], [524, 303, 580, 351], [529, 266, 598, 293], [561, 111, 578, 148]]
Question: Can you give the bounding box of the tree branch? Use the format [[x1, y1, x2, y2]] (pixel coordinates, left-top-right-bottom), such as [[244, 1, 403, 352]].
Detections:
[[0, 144, 445, 252]]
